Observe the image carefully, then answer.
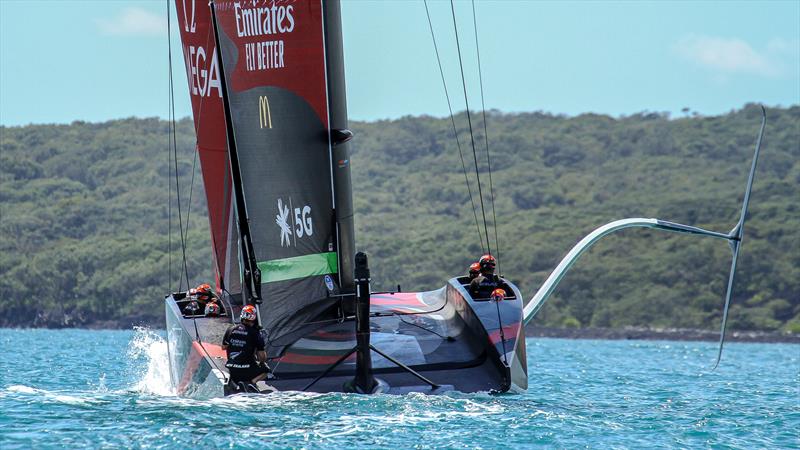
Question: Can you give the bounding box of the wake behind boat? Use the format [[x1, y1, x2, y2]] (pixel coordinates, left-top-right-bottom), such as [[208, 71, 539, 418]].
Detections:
[[164, 0, 766, 398]]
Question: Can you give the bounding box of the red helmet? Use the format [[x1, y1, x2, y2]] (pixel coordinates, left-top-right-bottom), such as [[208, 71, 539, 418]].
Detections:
[[204, 302, 220, 316], [469, 262, 481, 276], [491, 288, 506, 302], [479, 254, 496, 270], [240, 305, 257, 322], [194, 283, 213, 302]]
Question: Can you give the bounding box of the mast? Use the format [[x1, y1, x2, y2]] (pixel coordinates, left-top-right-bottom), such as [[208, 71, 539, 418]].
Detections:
[[208, 1, 261, 304], [323, 0, 356, 295]]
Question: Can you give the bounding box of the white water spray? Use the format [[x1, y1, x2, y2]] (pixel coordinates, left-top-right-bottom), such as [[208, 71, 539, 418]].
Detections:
[[127, 327, 175, 396]]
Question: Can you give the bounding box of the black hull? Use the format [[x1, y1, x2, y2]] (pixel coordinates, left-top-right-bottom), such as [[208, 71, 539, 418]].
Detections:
[[166, 278, 527, 397]]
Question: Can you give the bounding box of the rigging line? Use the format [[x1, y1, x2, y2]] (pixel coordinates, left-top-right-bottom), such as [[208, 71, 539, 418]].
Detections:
[[181, 150, 199, 263], [471, 0, 501, 272], [166, 0, 172, 293], [423, 0, 485, 253], [450, 0, 491, 256], [169, 19, 189, 291], [182, 22, 219, 289], [167, 0, 191, 290], [494, 299, 508, 365], [182, 22, 219, 245]]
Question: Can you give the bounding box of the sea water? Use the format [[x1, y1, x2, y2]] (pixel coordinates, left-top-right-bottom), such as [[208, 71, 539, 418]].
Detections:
[[0, 329, 797, 449]]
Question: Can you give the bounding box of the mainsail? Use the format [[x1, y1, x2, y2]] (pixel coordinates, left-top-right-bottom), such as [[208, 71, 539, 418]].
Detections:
[[205, 0, 355, 340]]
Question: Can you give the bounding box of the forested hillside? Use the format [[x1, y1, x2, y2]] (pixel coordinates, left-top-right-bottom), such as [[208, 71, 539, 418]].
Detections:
[[1, 104, 798, 331]]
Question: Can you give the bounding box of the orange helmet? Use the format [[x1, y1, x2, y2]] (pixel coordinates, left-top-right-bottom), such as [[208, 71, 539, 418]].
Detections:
[[194, 283, 213, 302], [240, 305, 257, 322], [469, 262, 481, 276], [204, 302, 220, 316], [479, 254, 496, 270], [491, 288, 506, 302]]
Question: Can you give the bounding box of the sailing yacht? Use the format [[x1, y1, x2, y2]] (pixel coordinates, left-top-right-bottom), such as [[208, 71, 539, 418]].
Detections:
[[166, 0, 527, 397], [165, 0, 765, 398]]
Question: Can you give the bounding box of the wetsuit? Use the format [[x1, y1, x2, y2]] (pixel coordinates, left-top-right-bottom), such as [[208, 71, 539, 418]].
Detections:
[[469, 273, 500, 299], [222, 323, 267, 383]]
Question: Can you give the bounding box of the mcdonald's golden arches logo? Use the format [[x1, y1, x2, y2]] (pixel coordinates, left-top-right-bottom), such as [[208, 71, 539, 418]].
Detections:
[[259, 95, 272, 129]]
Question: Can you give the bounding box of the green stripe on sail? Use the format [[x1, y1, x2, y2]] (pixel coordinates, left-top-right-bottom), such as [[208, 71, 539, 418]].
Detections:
[[257, 252, 338, 283]]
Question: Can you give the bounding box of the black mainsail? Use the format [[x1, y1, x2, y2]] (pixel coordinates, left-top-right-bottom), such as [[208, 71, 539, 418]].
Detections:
[[210, 0, 355, 340]]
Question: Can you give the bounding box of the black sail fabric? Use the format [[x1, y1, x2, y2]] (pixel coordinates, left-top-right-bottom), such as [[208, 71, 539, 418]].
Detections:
[[212, 0, 340, 339]]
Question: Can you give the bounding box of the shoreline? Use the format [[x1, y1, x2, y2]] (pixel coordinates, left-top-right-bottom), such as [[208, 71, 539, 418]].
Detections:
[[526, 326, 800, 344], [2, 323, 798, 344]]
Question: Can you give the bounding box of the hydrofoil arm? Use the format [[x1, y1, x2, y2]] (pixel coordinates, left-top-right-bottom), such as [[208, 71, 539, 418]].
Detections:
[[523, 106, 766, 367], [522, 218, 731, 324]]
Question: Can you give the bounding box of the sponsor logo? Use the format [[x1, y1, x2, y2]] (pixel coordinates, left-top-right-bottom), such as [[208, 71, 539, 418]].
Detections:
[[276, 198, 313, 247], [181, 0, 196, 33], [276, 199, 292, 247], [226, 362, 252, 369], [180, 0, 222, 99], [324, 275, 335, 291], [234, 2, 293, 72], [259, 95, 272, 129]]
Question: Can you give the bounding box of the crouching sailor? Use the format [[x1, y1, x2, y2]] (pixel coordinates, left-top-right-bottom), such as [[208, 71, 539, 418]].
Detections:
[[222, 305, 269, 392]]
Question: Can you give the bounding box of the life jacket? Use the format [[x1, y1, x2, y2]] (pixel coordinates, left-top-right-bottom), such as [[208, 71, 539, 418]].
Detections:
[[222, 323, 265, 369], [469, 273, 499, 299]]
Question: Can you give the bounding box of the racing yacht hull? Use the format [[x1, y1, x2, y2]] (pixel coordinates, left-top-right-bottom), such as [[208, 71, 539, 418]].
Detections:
[[166, 278, 527, 398]]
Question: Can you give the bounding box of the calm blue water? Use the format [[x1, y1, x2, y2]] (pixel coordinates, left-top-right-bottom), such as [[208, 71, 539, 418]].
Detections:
[[0, 329, 797, 449]]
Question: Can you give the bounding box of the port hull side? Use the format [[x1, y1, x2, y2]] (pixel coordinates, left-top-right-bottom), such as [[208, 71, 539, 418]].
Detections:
[[165, 299, 225, 399]]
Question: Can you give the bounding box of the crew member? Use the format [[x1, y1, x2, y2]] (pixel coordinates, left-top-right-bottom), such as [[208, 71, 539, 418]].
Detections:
[[469, 254, 500, 298], [192, 283, 217, 306], [468, 262, 481, 280], [204, 302, 221, 317], [222, 305, 269, 391]]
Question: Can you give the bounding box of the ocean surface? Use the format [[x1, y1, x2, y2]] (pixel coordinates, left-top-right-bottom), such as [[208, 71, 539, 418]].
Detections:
[[0, 329, 797, 449]]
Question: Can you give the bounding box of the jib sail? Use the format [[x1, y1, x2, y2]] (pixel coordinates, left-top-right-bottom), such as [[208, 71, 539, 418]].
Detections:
[[175, 0, 241, 297], [209, 0, 354, 340]]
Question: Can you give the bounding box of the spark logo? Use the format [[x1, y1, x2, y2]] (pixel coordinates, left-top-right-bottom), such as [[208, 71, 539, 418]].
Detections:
[[276, 198, 313, 247]]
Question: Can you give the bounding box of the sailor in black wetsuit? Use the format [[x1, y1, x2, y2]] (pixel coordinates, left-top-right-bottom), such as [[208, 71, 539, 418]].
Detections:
[[469, 254, 500, 299], [222, 305, 268, 391]]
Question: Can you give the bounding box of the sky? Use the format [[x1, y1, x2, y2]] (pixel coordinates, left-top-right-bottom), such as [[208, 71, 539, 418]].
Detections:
[[0, 0, 798, 126]]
